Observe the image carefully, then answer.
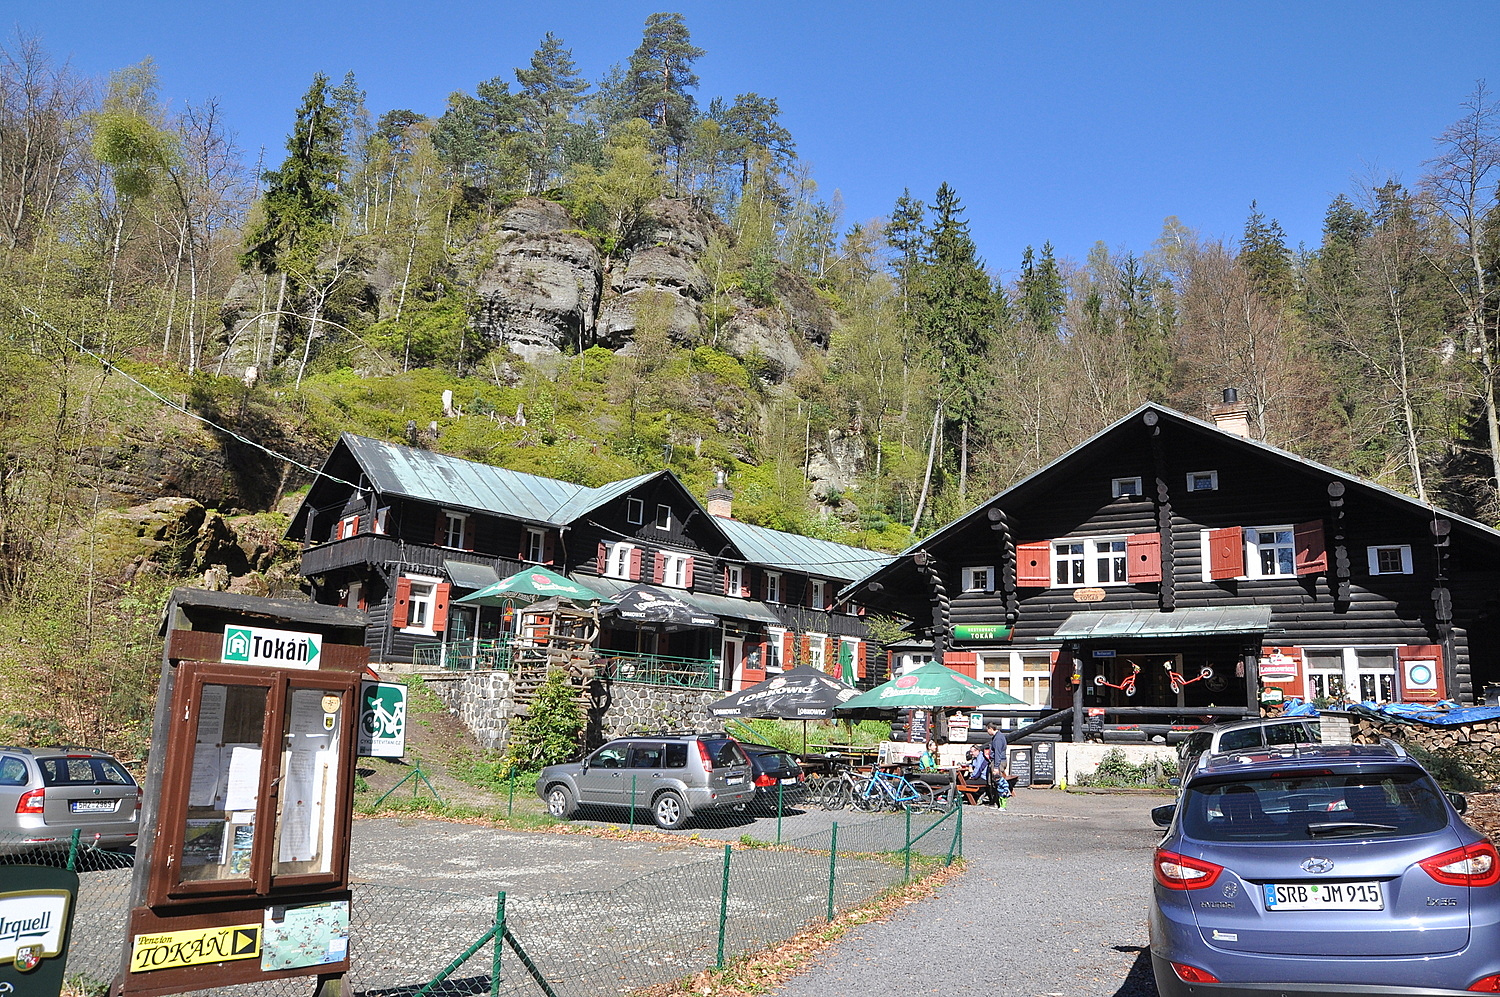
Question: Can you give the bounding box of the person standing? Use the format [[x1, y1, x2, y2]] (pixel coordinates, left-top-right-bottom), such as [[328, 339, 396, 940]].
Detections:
[[985, 722, 1011, 806]]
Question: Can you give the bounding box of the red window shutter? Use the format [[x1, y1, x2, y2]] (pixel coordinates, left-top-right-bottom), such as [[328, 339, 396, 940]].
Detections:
[[1295, 520, 1327, 575], [943, 651, 978, 678], [1126, 532, 1163, 583], [431, 583, 451, 633], [391, 577, 412, 629], [856, 640, 868, 679], [741, 571, 751, 598], [1050, 650, 1065, 709], [434, 513, 447, 546], [823, 582, 834, 610], [463, 518, 476, 551], [782, 632, 795, 667], [683, 556, 694, 589], [1207, 527, 1245, 580], [652, 552, 665, 584], [1016, 541, 1051, 587], [517, 529, 528, 561], [1397, 645, 1445, 701], [597, 542, 608, 574], [543, 531, 556, 565], [629, 548, 643, 581]]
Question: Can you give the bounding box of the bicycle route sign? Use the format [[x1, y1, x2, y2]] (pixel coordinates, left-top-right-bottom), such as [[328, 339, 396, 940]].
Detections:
[[358, 681, 407, 758]]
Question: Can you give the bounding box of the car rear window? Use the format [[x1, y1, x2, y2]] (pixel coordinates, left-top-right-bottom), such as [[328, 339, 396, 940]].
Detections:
[[755, 751, 797, 775], [1182, 770, 1449, 842], [38, 756, 133, 787], [703, 738, 748, 767]]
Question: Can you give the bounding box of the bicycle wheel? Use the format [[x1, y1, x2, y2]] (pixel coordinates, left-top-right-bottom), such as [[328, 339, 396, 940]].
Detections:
[[909, 779, 944, 812], [824, 778, 850, 811], [850, 776, 880, 811]]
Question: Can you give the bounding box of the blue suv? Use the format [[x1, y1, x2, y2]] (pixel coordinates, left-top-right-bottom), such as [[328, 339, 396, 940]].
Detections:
[[1149, 742, 1500, 996]]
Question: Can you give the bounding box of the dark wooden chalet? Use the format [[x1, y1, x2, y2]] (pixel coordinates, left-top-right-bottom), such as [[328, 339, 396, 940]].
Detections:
[[291, 434, 890, 690], [841, 401, 1500, 734]]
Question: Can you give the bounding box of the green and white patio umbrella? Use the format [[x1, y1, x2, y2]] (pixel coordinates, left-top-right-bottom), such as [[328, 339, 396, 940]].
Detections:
[[452, 565, 611, 606], [833, 660, 1026, 718]]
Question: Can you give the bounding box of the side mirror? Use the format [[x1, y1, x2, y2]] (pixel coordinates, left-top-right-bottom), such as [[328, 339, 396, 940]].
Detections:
[[1446, 791, 1468, 814], [1151, 804, 1176, 828], [579, 758, 590, 772], [1168, 777, 1180, 788]]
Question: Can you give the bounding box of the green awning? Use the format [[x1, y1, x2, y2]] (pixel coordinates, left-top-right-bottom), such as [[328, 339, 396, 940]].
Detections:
[[1048, 606, 1274, 641]]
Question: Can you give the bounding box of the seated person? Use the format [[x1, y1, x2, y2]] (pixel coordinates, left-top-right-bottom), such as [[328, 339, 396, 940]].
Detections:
[[918, 739, 940, 770]]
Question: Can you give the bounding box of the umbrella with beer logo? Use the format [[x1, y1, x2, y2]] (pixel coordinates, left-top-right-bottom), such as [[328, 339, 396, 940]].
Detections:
[[833, 660, 1024, 718]]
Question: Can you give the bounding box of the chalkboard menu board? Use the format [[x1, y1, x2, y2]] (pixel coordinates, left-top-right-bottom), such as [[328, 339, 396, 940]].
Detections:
[[908, 709, 930, 744], [1030, 741, 1056, 784], [1007, 746, 1032, 788]]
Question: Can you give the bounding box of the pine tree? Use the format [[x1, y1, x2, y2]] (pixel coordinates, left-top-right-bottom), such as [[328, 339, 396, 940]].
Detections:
[[622, 12, 704, 179], [1239, 201, 1294, 302], [515, 32, 589, 193], [1018, 243, 1065, 337]]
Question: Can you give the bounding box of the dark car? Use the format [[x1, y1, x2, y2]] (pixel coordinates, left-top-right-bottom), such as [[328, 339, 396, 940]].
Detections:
[[740, 744, 807, 814], [1149, 741, 1500, 996], [0, 745, 141, 854]]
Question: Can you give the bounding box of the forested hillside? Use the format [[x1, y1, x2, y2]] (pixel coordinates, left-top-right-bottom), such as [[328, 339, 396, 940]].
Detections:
[[3, 16, 1500, 753]]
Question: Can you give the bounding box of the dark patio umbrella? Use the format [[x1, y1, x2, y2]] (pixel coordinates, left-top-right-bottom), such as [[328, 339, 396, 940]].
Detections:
[[708, 665, 860, 720], [708, 665, 861, 753], [605, 584, 717, 630]]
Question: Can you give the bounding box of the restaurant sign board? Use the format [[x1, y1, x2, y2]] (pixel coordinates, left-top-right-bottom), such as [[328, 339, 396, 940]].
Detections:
[[951, 624, 1013, 641]]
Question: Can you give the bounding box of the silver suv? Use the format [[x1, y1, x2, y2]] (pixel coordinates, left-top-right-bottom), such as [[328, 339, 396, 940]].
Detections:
[[0, 746, 142, 854], [1176, 716, 1321, 784], [538, 732, 756, 829]]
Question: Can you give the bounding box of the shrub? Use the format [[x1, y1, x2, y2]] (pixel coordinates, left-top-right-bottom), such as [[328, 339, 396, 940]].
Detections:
[[504, 670, 586, 770], [1075, 748, 1177, 788]]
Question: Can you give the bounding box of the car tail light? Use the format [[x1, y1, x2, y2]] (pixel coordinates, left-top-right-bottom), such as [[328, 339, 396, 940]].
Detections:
[[697, 741, 713, 773], [1421, 840, 1500, 888], [15, 788, 43, 814], [1171, 962, 1219, 984], [1154, 848, 1223, 890], [1468, 974, 1500, 992], [754, 774, 775, 788]]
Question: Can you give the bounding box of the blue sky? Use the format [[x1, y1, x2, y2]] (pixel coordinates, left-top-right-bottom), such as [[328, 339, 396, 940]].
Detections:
[[13, 2, 1500, 281]]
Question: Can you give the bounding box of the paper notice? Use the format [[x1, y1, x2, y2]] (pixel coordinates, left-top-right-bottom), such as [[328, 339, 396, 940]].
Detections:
[[188, 743, 223, 807], [277, 749, 318, 862], [196, 684, 228, 743], [223, 745, 263, 811]]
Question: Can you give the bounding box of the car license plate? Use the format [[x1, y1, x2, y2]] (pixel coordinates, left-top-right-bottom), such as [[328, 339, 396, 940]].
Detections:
[[780, 777, 797, 785], [70, 800, 116, 814], [1263, 881, 1383, 911], [726, 775, 744, 785]]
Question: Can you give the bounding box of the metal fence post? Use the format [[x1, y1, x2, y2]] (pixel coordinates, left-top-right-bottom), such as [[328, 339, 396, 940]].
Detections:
[[716, 844, 732, 968], [630, 775, 637, 831], [66, 828, 80, 871], [508, 771, 516, 816], [491, 891, 505, 997], [826, 822, 838, 922], [904, 807, 912, 882], [776, 782, 783, 844]]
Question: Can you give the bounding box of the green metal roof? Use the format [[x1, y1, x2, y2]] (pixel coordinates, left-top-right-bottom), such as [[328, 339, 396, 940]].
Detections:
[[714, 518, 893, 582], [1048, 606, 1275, 641]]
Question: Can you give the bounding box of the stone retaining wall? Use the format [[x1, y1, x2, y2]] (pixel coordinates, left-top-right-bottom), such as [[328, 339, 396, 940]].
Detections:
[[411, 670, 720, 750]]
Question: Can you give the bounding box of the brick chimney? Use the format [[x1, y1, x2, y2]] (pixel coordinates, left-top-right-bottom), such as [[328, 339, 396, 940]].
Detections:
[[1210, 388, 1251, 438], [707, 470, 733, 519]]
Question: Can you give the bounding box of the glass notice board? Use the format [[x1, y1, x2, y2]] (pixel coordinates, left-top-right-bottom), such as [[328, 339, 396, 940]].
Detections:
[[153, 663, 357, 904]]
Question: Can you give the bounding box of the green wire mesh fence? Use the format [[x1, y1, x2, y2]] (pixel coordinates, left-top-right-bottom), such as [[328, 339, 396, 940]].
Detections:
[[3, 805, 961, 997]]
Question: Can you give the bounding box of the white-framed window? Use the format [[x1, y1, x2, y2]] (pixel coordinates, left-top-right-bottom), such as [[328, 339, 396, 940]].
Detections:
[[809, 579, 826, 608], [338, 515, 359, 539], [1303, 647, 1397, 704], [343, 580, 363, 609], [1246, 526, 1296, 578], [626, 497, 645, 524], [1112, 477, 1143, 499], [1186, 470, 1219, 492], [978, 651, 1053, 707], [443, 510, 467, 548], [897, 653, 934, 675], [374, 508, 389, 534], [525, 527, 546, 563], [656, 504, 672, 530], [403, 573, 443, 635], [725, 564, 743, 597], [765, 629, 785, 673], [606, 542, 635, 579], [765, 571, 782, 603], [808, 633, 827, 671], [663, 552, 690, 588], [1367, 545, 1414, 575], [1053, 537, 1127, 587], [961, 566, 995, 592]]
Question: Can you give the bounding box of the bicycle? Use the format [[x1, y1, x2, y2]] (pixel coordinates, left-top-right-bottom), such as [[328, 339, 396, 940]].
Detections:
[[853, 768, 938, 812]]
